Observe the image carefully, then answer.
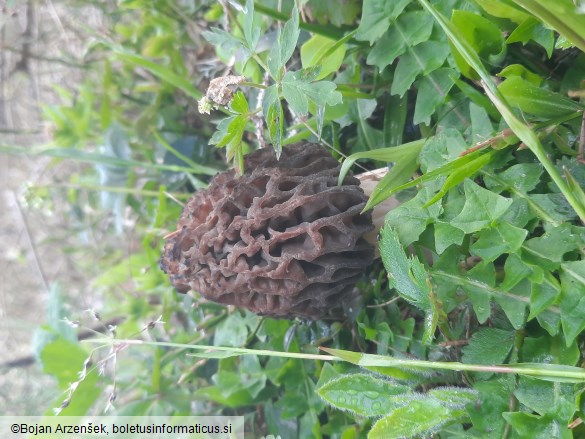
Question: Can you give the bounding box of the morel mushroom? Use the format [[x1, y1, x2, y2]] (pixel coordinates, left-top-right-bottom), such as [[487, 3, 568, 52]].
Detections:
[[160, 142, 375, 319]]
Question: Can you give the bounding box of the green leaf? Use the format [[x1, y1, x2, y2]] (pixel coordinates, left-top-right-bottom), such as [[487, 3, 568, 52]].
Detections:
[[301, 34, 347, 80], [523, 224, 585, 267], [214, 312, 249, 347], [391, 40, 450, 97], [385, 187, 442, 246], [379, 225, 438, 344], [369, 399, 466, 439], [434, 222, 465, 254], [507, 17, 555, 57], [470, 221, 528, 262], [281, 70, 342, 116], [503, 412, 573, 438], [367, 11, 434, 70], [338, 139, 424, 186], [450, 10, 507, 79], [413, 68, 457, 125], [355, 0, 410, 44], [380, 225, 431, 311], [267, 7, 300, 79], [498, 63, 543, 85], [243, 0, 260, 51], [499, 76, 584, 118], [462, 328, 515, 378], [484, 163, 543, 193], [40, 337, 101, 415], [317, 374, 412, 417], [559, 260, 585, 345], [513, 0, 585, 53], [451, 179, 513, 234]]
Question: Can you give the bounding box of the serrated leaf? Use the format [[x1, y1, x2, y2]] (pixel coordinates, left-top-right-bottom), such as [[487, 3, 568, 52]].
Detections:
[[281, 70, 342, 116], [451, 179, 513, 234]]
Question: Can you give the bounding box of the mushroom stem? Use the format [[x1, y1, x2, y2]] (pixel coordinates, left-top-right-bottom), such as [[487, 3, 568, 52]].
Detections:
[[355, 167, 399, 246]]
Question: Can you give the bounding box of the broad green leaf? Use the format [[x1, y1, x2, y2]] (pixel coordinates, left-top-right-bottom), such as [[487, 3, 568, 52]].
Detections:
[[214, 312, 249, 347], [503, 412, 573, 438], [513, 0, 585, 53], [413, 67, 457, 125], [301, 34, 347, 80], [391, 40, 450, 97], [523, 224, 585, 267], [434, 222, 465, 254], [507, 17, 555, 57], [451, 179, 513, 233], [559, 260, 585, 345], [498, 63, 543, 85], [450, 10, 507, 79], [419, 128, 467, 172], [40, 337, 101, 416], [468, 378, 513, 438], [317, 374, 412, 417], [484, 163, 543, 193], [499, 76, 584, 118], [462, 328, 515, 377], [367, 11, 434, 70], [473, 0, 531, 23], [369, 399, 466, 439], [355, 0, 410, 44], [385, 187, 442, 246], [470, 221, 528, 262], [464, 261, 497, 324]]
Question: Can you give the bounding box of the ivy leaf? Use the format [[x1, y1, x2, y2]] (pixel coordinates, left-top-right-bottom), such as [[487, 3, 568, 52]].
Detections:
[[355, 0, 411, 44], [451, 179, 513, 234], [281, 69, 342, 116]]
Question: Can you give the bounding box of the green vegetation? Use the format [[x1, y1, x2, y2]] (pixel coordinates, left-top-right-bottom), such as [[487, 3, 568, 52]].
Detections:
[[5, 0, 585, 437]]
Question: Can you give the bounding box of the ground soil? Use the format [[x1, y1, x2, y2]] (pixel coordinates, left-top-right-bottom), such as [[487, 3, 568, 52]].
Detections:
[[0, 1, 105, 415]]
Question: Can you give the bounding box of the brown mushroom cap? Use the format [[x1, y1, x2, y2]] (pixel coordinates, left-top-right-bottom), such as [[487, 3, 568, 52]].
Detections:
[[160, 142, 375, 319]]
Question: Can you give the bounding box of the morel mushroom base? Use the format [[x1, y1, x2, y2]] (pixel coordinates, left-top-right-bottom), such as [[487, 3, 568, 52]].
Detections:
[[160, 142, 375, 319]]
